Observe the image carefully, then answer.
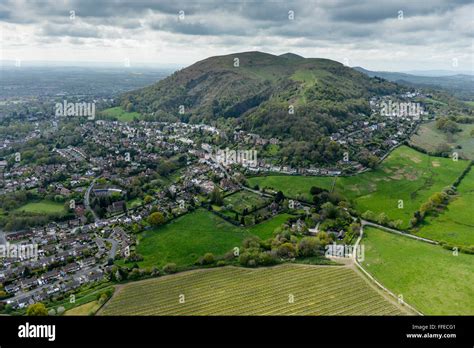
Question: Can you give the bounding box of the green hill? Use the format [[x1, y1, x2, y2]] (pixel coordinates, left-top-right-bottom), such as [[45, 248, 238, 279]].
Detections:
[[120, 51, 402, 144]]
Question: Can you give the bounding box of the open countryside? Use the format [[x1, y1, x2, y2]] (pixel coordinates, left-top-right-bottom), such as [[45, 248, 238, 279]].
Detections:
[[249, 145, 469, 228], [362, 226, 474, 315]]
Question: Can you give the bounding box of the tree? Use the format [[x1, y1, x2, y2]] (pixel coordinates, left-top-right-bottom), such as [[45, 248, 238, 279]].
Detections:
[[362, 210, 376, 221], [275, 191, 285, 203], [376, 212, 389, 225], [143, 195, 153, 204], [310, 186, 324, 195], [297, 237, 321, 257], [320, 202, 338, 219], [147, 212, 165, 226], [26, 303, 48, 316], [276, 242, 297, 258], [209, 187, 223, 206]]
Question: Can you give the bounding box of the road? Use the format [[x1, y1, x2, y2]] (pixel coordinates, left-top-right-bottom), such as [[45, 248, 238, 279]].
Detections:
[[84, 178, 99, 222], [103, 238, 118, 260], [360, 220, 438, 245]]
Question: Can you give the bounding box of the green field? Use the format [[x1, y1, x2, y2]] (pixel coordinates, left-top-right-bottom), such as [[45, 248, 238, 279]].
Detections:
[[135, 209, 293, 268], [415, 167, 474, 247], [223, 190, 270, 214], [126, 198, 143, 209], [100, 264, 410, 316], [362, 226, 474, 315], [249, 146, 469, 228], [14, 200, 65, 214], [101, 106, 142, 122], [248, 175, 335, 201], [410, 121, 474, 160], [246, 213, 294, 239]]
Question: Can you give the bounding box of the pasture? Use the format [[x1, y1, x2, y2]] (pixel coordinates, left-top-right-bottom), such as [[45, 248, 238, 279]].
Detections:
[[101, 106, 142, 122], [415, 167, 474, 247], [249, 146, 469, 228], [135, 209, 294, 269], [14, 200, 65, 214], [410, 121, 474, 160], [361, 226, 474, 315]]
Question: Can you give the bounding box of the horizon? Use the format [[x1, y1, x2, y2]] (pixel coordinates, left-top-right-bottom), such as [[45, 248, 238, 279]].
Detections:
[[1, 53, 473, 77]]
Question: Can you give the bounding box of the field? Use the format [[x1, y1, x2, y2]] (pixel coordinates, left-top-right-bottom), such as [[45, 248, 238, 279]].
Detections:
[[248, 175, 335, 201], [14, 200, 65, 214], [246, 213, 294, 239], [361, 226, 474, 315], [64, 301, 101, 316], [101, 106, 142, 122], [223, 190, 270, 214], [135, 209, 293, 269], [249, 146, 469, 228], [410, 121, 474, 160], [99, 264, 410, 316], [415, 167, 474, 247]]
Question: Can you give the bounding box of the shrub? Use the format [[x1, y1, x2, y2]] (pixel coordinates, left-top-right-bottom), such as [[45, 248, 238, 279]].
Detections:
[[276, 242, 297, 259], [297, 237, 321, 257], [163, 263, 177, 274], [26, 303, 48, 316]]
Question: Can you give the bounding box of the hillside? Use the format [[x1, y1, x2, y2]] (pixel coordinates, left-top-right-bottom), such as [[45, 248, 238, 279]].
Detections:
[[120, 51, 402, 143]]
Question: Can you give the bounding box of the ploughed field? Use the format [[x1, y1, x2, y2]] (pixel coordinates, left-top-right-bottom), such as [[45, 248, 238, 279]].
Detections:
[[99, 264, 411, 316], [249, 146, 469, 229]]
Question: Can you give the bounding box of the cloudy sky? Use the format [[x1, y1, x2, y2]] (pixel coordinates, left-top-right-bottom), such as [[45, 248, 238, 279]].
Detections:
[[0, 0, 473, 71]]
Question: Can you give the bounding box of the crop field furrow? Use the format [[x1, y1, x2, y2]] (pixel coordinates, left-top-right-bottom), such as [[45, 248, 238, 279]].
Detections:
[[100, 265, 412, 316]]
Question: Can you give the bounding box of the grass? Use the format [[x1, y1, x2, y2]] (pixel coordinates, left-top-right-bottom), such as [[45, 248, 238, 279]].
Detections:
[[126, 198, 142, 209], [410, 120, 474, 160], [249, 146, 469, 228], [223, 190, 270, 214], [135, 209, 295, 269], [101, 106, 142, 122], [246, 213, 294, 239], [248, 175, 335, 201], [64, 300, 101, 316], [14, 200, 65, 214], [99, 264, 409, 316], [135, 209, 246, 268], [361, 226, 474, 315], [415, 167, 474, 247]]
